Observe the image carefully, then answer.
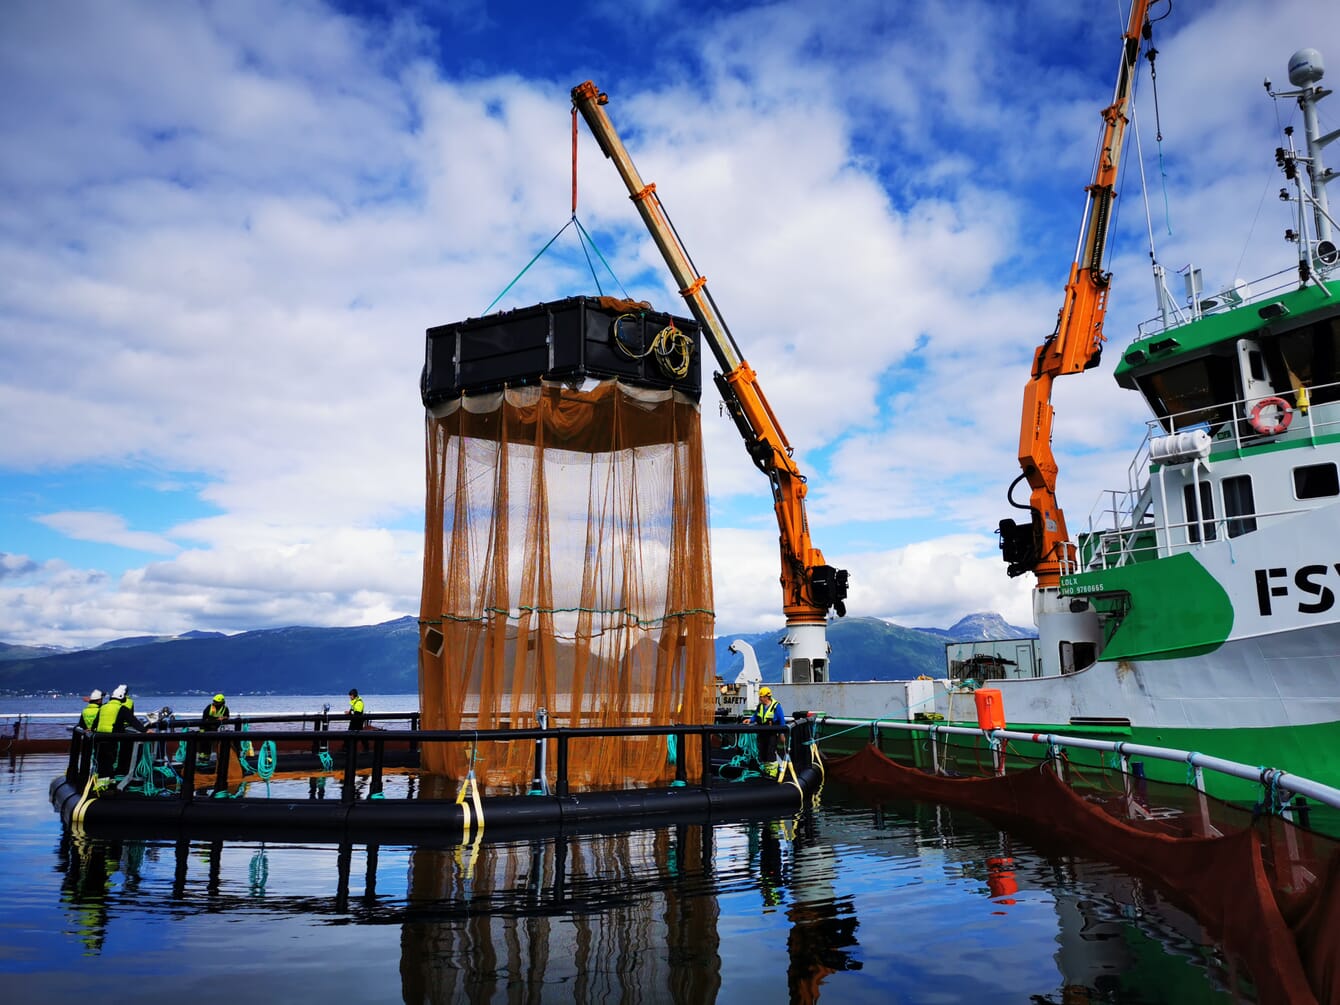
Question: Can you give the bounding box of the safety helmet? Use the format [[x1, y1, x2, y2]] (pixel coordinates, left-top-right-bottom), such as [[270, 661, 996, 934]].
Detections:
[[759, 686, 772, 697], [111, 684, 128, 700], [89, 689, 103, 702], [213, 693, 225, 703]]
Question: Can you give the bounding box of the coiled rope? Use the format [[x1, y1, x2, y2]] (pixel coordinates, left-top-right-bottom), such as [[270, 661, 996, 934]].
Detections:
[[611, 313, 693, 378], [256, 739, 278, 797]]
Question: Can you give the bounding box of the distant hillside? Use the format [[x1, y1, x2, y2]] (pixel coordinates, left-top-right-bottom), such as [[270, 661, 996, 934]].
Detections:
[[0, 618, 422, 697], [1, 612, 1033, 696], [94, 630, 228, 651], [913, 612, 1033, 643], [0, 640, 73, 663]]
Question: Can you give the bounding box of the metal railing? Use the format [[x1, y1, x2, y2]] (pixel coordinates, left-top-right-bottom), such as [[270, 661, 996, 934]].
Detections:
[[1, 707, 421, 743], [1071, 377, 1340, 575], [819, 715, 1340, 819], [63, 718, 805, 806], [1134, 265, 1322, 339]]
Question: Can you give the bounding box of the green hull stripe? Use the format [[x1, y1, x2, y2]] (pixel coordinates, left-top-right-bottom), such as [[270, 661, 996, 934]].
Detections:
[[1063, 552, 1233, 660], [890, 719, 1340, 802]]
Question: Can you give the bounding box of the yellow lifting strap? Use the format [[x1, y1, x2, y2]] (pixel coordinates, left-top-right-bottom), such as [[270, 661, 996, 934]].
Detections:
[[72, 769, 100, 827], [455, 772, 484, 842], [455, 738, 485, 841], [775, 743, 803, 795]]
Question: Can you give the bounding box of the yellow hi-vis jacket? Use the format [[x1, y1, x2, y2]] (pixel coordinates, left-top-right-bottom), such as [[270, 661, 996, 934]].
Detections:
[[750, 698, 782, 725]]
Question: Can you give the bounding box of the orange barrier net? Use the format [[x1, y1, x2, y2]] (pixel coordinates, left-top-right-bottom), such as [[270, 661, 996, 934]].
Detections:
[[418, 379, 715, 788], [828, 743, 1340, 1005]]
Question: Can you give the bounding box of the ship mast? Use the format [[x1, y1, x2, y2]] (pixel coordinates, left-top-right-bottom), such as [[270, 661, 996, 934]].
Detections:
[[1268, 48, 1339, 275]]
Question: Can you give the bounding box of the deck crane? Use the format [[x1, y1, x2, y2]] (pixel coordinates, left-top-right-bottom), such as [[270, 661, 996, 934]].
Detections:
[[572, 81, 848, 684], [998, 0, 1154, 595]]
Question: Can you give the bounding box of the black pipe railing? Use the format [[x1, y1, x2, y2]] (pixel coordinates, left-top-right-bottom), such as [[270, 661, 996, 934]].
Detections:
[[65, 717, 811, 805]]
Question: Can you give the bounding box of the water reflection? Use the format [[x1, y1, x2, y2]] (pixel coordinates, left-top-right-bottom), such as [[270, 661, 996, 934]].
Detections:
[[38, 774, 1250, 1003], [59, 832, 124, 955]]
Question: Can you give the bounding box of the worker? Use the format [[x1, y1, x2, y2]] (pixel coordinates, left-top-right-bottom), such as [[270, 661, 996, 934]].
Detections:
[[79, 690, 104, 731], [746, 685, 786, 772], [94, 684, 145, 777], [346, 688, 366, 755], [199, 693, 230, 764]]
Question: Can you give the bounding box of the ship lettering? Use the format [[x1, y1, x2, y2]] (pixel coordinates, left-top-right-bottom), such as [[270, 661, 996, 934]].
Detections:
[[1255, 565, 1340, 616]]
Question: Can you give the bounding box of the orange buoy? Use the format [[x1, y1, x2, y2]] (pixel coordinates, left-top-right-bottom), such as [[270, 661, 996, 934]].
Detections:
[[974, 688, 1006, 731]]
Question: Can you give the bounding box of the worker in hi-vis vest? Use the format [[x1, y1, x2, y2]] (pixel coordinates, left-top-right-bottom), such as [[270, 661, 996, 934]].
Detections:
[[94, 684, 144, 776], [746, 686, 785, 771], [79, 690, 103, 731]]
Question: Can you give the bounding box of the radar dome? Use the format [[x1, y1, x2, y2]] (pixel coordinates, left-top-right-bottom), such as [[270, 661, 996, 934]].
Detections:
[[1288, 48, 1324, 87]]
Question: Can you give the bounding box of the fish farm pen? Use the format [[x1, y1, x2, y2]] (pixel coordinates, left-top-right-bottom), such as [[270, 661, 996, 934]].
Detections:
[[50, 713, 823, 843]]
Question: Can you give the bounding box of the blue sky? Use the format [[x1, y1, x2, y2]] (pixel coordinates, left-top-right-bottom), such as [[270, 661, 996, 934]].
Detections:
[[3, 0, 1338, 648]]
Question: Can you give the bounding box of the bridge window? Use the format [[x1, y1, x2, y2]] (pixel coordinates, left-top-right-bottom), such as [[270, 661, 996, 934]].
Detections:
[[1183, 481, 1217, 543], [1223, 475, 1257, 537], [1273, 313, 1340, 406], [1136, 353, 1238, 434], [1295, 462, 1339, 500]]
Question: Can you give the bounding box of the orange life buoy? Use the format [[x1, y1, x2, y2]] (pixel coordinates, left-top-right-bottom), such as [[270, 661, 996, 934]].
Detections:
[[1249, 396, 1293, 435]]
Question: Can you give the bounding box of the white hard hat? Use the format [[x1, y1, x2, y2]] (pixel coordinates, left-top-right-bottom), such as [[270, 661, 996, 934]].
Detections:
[[89, 689, 103, 702], [111, 684, 128, 700]]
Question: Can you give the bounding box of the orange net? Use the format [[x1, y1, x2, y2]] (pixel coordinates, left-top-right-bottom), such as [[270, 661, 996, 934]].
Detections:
[[828, 744, 1340, 1005], [418, 379, 715, 789]]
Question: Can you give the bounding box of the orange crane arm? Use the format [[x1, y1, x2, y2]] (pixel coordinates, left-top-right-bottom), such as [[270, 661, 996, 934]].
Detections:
[[1001, 0, 1153, 589], [572, 81, 847, 624]]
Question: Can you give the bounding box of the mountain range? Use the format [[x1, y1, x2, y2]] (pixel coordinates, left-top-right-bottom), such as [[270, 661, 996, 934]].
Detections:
[[0, 613, 1032, 697]]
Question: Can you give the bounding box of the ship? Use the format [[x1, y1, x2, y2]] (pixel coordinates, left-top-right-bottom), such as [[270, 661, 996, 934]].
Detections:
[[774, 29, 1340, 793]]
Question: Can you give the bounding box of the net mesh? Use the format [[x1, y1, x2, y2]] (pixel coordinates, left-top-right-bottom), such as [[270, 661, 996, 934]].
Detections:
[[418, 379, 715, 788], [828, 743, 1340, 1005]]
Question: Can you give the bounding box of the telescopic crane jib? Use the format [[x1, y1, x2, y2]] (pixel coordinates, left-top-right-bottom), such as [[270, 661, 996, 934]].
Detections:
[[998, 0, 1154, 591], [571, 81, 848, 684]]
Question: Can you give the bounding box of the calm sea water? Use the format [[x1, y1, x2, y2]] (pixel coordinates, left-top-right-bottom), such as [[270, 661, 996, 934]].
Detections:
[[1, 695, 1253, 1003]]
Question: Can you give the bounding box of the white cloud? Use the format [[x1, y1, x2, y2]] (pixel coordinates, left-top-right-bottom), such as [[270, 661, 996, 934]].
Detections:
[[35, 512, 180, 555], [2, 0, 1337, 650]]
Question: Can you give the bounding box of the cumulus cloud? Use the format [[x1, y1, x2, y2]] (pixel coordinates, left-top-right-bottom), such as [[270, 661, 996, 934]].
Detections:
[[2, 0, 1336, 649], [35, 512, 180, 555]]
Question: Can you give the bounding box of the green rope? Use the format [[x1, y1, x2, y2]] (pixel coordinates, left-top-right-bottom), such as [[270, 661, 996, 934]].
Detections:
[[1157, 147, 1173, 236], [249, 847, 269, 893], [420, 605, 715, 631], [813, 720, 875, 744], [257, 741, 278, 781], [131, 743, 157, 795], [572, 217, 631, 300], [318, 750, 333, 772], [478, 210, 637, 318], [213, 781, 250, 799], [250, 740, 277, 797], [480, 218, 576, 316]]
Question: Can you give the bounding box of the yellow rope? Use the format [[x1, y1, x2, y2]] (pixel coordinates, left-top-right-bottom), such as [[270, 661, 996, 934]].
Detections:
[[611, 314, 692, 379]]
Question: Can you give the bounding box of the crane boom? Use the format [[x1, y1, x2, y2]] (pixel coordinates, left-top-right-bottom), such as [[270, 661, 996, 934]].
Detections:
[[999, 0, 1153, 590], [571, 81, 848, 681]]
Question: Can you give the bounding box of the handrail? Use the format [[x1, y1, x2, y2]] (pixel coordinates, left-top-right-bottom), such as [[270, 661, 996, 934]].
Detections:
[[816, 715, 1340, 813], [1134, 265, 1312, 339], [63, 718, 800, 804], [0, 709, 422, 721], [1072, 374, 1340, 574]]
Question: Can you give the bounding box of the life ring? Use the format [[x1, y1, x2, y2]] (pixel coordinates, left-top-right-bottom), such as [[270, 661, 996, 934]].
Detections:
[[1249, 396, 1293, 435]]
